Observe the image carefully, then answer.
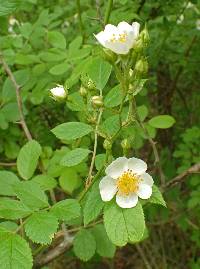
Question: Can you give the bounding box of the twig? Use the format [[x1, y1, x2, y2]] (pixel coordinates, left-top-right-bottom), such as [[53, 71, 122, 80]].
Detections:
[[164, 162, 200, 189], [135, 244, 152, 269], [86, 108, 103, 187], [0, 54, 32, 141], [104, 0, 113, 25], [0, 162, 16, 166]]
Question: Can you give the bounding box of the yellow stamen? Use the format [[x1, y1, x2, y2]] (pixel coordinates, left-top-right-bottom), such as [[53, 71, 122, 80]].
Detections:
[[109, 32, 127, 43], [117, 169, 139, 196]]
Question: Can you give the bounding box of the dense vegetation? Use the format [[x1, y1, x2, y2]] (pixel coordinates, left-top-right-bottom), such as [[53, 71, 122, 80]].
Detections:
[[0, 0, 200, 268]]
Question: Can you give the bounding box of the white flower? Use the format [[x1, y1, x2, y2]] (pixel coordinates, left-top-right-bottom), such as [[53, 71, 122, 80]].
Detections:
[[50, 86, 67, 99], [196, 19, 200, 30], [94, 21, 140, 55], [99, 157, 153, 208]]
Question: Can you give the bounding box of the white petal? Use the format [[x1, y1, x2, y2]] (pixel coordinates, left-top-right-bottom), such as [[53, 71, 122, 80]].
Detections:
[[116, 193, 138, 208], [140, 173, 154, 186], [132, 22, 140, 38], [94, 31, 106, 46], [118, 21, 134, 33], [128, 157, 147, 175], [137, 183, 152, 199], [99, 176, 117, 201], [105, 157, 128, 179], [104, 24, 118, 32], [105, 41, 129, 54]]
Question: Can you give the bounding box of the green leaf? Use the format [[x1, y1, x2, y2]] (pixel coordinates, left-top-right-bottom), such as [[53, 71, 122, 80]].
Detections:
[[51, 122, 93, 141], [51, 199, 81, 222], [48, 31, 66, 49], [91, 224, 116, 258], [148, 115, 175, 129], [87, 57, 112, 90], [61, 148, 90, 167], [31, 174, 57, 191], [0, 0, 22, 16], [83, 180, 104, 226], [137, 105, 148, 121], [14, 181, 49, 210], [0, 221, 18, 232], [49, 62, 69, 75], [1, 103, 20, 122], [25, 211, 58, 244], [0, 171, 19, 196], [133, 79, 147, 96], [17, 140, 42, 180], [149, 185, 166, 207], [0, 231, 33, 269], [104, 85, 122, 108], [73, 229, 96, 261], [67, 92, 86, 112], [104, 201, 145, 246], [95, 154, 106, 171], [59, 168, 82, 194], [101, 115, 120, 137], [0, 198, 32, 220]]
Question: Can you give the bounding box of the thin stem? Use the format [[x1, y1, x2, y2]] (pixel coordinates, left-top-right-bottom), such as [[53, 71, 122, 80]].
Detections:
[[135, 244, 152, 269], [0, 162, 16, 167], [0, 54, 32, 141], [104, 0, 113, 25], [86, 107, 103, 187], [76, 0, 85, 41]]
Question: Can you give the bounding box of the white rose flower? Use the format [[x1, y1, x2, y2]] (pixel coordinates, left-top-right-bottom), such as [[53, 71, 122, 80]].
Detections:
[[94, 21, 140, 55], [50, 86, 67, 99], [99, 157, 153, 208]]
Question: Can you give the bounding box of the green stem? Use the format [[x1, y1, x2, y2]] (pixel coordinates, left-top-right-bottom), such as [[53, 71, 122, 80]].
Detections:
[[76, 0, 85, 41], [104, 0, 113, 25]]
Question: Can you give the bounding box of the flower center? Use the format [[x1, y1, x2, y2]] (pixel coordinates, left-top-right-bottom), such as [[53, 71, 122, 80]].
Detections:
[[109, 32, 127, 43], [117, 169, 139, 196]]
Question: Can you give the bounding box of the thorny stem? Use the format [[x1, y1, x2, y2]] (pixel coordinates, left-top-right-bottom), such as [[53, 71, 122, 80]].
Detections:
[[0, 54, 32, 141], [76, 0, 85, 41], [104, 0, 113, 25], [86, 107, 103, 187]]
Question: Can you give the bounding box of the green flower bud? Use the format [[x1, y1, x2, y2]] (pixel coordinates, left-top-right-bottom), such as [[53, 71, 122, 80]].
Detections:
[[79, 85, 87, 97], [135, 58, 148, 74], [140, 26, 150, 46], [121, 138, 131, 150], [102, 48, 117, 63], [91, 95, 103, 108], [87, 78, 96, 90], [103, 139, 112, 150]]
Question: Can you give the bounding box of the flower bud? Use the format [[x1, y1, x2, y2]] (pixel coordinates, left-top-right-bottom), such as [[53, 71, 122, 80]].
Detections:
[[91, 96, 103, 108], [140, 26, 150, 45], [87, 78, 96, 90], [135, 58, 148, 74], [103, 139, 112, 150], [79, 85, 87, 97], [121, 138, 131, 150], [103, 48, 117, 63], [50, 85, 67, 101], [129, 68, 134, 78]]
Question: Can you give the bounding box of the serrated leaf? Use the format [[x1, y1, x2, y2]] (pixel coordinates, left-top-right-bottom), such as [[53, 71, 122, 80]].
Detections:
[[17, 140, 42, 180], [25, 211, 58, 244], [49, 62, 69, 75], [14, 181, 49, 210], [148, 115, 175, 129], [149, 185, 166, 207], [59, 168, 82, 194], [104, 201, 145, 246], [61, 148, 90, 167], [83, 181, 104, 226], [50, 199, 81, 221], [104, 85, 122, 108], [0, 231, 33, 269], [0, 0, 22, 16], [0, 198, 32, 220], [0, 171, 19, 196], [51, 122, 93, 141], [31, 174, 57, 191], [91, 224, 116, 258], [73, 229, 96, 261], [86, 57, 112, 90]]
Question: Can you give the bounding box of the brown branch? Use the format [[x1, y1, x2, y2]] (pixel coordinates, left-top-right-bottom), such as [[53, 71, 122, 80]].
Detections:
[[0, 54, 32, 141], [0, 162, 16, 167], [164, 162, 200, 189]]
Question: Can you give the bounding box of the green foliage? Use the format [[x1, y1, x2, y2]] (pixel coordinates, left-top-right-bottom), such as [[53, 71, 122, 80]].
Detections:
[[149, 185, 166, 207], [148, 115, 176, 129], [0, 171, 19, 196], [0, 230, 33, 269], [60, 148, 90, 167], [51, 122, 93, 141], [25, 211, 58, 244], [73, 229, 96, 261], [104, 201, 145, 246], [17, 140, 42, 180]]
